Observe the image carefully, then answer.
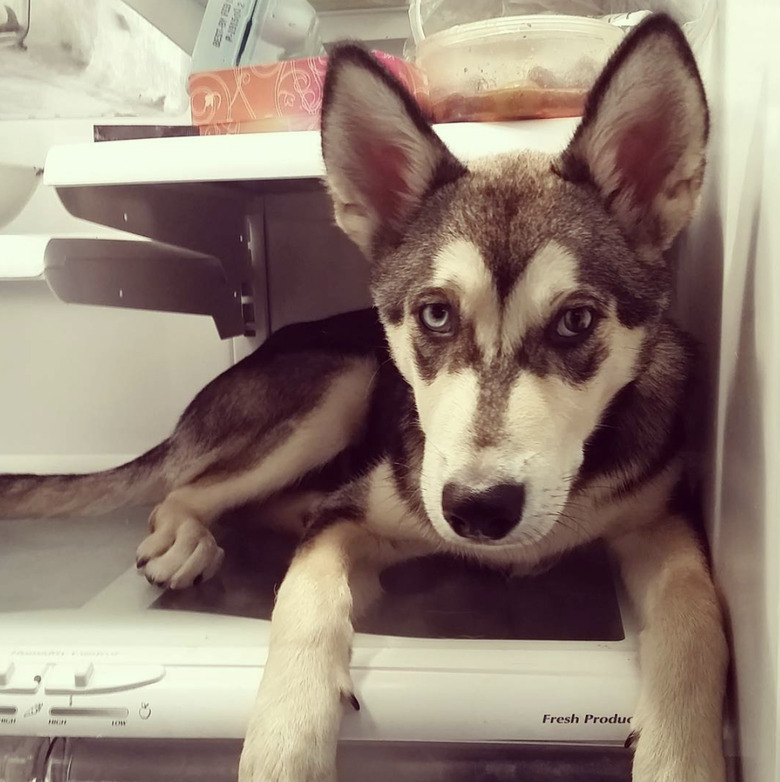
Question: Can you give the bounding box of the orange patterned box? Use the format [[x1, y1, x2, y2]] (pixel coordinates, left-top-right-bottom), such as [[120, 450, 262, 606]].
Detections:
[[190, 52, 429, 134]]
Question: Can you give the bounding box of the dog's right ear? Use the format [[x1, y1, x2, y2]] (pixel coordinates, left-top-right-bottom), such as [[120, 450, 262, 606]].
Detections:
[[321, 46, 466, 256], [557, 14, 709, 257]]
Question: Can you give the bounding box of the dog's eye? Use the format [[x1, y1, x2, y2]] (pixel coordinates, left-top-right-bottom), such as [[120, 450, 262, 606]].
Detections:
[[553, 307, 596, 341], [419, 302, 453, 334]]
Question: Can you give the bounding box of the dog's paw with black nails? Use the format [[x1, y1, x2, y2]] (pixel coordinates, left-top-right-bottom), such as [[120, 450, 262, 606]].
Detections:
[[136, 514, 224, 590], [238, 656, 357, 782]]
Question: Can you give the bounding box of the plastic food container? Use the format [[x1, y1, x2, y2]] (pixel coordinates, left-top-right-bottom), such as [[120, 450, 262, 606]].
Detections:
[[415, 15, 625, 123], [190, 52, 429, 134]]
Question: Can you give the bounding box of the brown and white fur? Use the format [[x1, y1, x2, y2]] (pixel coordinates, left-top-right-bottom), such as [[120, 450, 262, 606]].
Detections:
[[0, 15, 727, 782]]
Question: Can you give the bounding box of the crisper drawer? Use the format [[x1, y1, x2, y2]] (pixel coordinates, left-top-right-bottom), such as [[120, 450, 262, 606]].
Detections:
[[1, 737, 632, 782]]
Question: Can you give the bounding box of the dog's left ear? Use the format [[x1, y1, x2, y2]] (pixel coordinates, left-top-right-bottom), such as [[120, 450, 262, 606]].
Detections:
[[321, 45, 466, 255], [557, 14, 709, 256]]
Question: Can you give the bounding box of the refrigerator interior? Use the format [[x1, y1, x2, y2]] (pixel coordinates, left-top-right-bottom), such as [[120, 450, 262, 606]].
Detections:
[[1, 0, 779, 780]]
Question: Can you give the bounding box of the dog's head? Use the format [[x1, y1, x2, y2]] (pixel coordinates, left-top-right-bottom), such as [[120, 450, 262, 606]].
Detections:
[[321, 15, 708, 548]]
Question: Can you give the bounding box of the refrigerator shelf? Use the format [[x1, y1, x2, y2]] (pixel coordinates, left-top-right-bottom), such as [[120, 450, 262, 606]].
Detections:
[[43, 120, 579, 188]]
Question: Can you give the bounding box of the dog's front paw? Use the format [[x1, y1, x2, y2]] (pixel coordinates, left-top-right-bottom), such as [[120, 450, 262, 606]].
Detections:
[[629, 724, 726, 782], [135, 510, 224, 590], [238, 662, 356, 782], [239, 727, 336, 782]]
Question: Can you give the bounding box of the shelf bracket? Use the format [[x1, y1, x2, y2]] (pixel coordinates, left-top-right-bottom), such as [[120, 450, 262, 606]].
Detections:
[[44, 238, 247, 339], [53, 182, 258, 337]]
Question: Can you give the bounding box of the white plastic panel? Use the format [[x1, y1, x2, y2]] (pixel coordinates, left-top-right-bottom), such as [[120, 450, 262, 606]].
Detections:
[[43, 119, 580, 187], [44, 664, 165, 695], [0, 282, 232, 466], [0, 604, 639, 742], [678, 1, 780, 781], [0, 235, 48, 279], [0, 233, 154, 280], [0, 118, 179, 237], [0, 664, 44, 695]]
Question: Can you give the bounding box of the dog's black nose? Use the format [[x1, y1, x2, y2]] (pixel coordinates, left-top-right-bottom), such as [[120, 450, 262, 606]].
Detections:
[[442, 482, 526, 541]]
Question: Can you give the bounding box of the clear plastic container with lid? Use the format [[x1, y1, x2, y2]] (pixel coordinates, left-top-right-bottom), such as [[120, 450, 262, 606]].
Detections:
[[414, 14, 625, 122]]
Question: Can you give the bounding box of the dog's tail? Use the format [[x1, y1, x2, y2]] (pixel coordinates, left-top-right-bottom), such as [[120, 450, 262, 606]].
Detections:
[[0, 441, 170, 519]]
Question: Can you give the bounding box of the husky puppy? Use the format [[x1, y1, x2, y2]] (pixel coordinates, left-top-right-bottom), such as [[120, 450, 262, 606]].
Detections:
[[0, 14, 727, 782]]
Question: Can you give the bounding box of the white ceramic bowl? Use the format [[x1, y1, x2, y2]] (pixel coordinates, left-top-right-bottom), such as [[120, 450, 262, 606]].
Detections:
[[0, 162, 41, 229]]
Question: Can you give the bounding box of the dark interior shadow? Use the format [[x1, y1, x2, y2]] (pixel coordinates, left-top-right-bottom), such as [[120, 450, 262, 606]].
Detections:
[[60, 737, 633, 782], [154, 509, 624, 642]]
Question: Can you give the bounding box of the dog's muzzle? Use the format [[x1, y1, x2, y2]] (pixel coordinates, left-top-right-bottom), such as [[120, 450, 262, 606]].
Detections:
[[441, 482, 526, 542]]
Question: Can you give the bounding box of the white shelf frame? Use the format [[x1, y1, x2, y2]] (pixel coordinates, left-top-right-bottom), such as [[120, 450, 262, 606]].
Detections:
[[0, 232, 144, 281], [38, 119, 578, 339], [43, 119, 579, 187]]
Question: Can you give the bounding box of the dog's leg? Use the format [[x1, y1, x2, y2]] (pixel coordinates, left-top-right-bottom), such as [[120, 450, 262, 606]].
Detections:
[[608, 515, 728, 782], [238, 520, 393, 782], [136, 359, 376, 590]]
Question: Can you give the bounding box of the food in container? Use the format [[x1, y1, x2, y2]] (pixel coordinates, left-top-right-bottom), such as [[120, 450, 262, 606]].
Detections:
[[414, 15, 625, 122]]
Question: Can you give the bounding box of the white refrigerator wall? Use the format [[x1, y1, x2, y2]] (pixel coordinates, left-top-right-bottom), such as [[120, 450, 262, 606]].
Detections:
[[714, 0, 780, 779], [0, 283, 233, 469], [679, 1, 780, 780]]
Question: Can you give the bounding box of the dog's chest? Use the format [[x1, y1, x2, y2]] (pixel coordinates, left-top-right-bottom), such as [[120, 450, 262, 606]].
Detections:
[[362, 461, 436, 552]]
